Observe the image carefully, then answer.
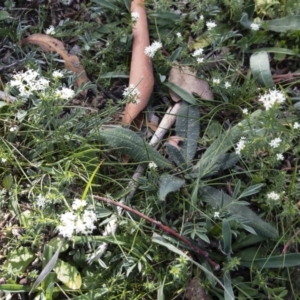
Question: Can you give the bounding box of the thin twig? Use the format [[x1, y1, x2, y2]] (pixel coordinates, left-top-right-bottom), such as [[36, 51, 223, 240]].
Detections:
[[94, 195, 220, 270]]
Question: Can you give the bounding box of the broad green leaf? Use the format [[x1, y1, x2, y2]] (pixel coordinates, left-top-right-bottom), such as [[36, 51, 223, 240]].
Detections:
[[222, 219, 232, 256], [0, 11, 10, 21], [165, 143, 188, 169], [97, 127, 172, 169], [169, 47, 182, 62], [148, 12, 181, 20], [3, 174, 13, 190], [158, 174, 185, 201], [238, 183, 264, 199], [91, 0, 118, 10], [163, 82, 196, 105], [232, 234, 267, 251], [250, 51, 274, 87], [175, 101, 200, 162], [30, 241, 64, 294], [53, 259, 82, 290], [247, 47, 300, 57], [99, 71, 129, 79], [6, 247, 35, 273], [265, 16, 300, 33], [200, 186, 279, 239], [223, 272, 234, 300], [0, 101, 8, 108], [240, 12, 252, 29], [0, 284, 31, 292]]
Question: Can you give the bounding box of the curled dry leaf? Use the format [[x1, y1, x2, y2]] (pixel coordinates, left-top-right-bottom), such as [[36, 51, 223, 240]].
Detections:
[[122, 0, 154, 125], [166, 135, 185, 150], [20, 34, 89, 92], [168, 65, 213, 102]]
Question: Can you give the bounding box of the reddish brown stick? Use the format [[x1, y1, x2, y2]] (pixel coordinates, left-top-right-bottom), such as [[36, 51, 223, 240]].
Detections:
[[94, 195, 220, 270]]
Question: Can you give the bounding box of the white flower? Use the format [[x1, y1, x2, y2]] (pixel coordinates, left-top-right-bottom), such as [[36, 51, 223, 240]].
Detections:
[[269, 137, 282, 148], [9, 126, 17, 132], [276, 153, 284, 161], [199, 15, 204, 20], [250, 23, 260, 31], [212, 78, 220, 85], [235, 137, 246, 155], [224, 81, 231, 89], [123, 84, 141, 104], [206, 21, 217, 30], [242, 108, 248, 115], [36, 194, 46, 208], [45, 25, 56, 35], [131, 11, 139, 22], [1, 158, 7, 163], [52, 70, 64, 79], [144, 41, 162, 58], [192, 47, 204, 57], [72, 198, 87, 210], [55, 87, 75, 100], [267, 191, 280, 201], [258, 89, 286, 111], [293, 122, 300, 129], [213, 211, 220, 218], [176, 32, 182, 37], [197, 57, 204, 63], [148, 162, 157, 169]]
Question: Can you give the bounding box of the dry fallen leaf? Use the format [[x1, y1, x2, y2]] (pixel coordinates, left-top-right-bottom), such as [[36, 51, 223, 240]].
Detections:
[[168, 65, 213, 102], [122, 0, 154, 125], [166, 136, 185, 150], [21, 34, 89, 91]]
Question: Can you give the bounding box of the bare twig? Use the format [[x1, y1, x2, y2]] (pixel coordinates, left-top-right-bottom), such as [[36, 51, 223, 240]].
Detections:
[[93, 195, 220, 270]]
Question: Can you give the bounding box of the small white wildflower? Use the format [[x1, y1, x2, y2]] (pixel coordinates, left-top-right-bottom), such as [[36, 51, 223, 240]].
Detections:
[[144, 41, 162, 58], [131, 11, 140, 22], [123, 84, 141, 104], [267, 191, 280, 201], [206, 20, 217, 30], [269, 137, 282, 148], [242, 108, 248, 114], [276, 153, 284, 161], [196, 57, 204, 63], [224, 81, 231, 89], [213, 211, 220, 218], [250, 23, 260, 31], [235, 137, 246, 155], [36, 194, 46, 208], [72, 198, 87, 210], [199, 15, 204, 20], [55, 87, 75, 100], [148, 162, 157, 169], [212, 78, 220, 85], [293, 122, 300, 129], [52, 70, 64, 79], [1, 158, 7, 163], [192, 47, 204, 57], [45, 25, 56, 35], [258, 89, 286, 111], [176, 32, 182, 38], [9, 126, 17, 132]]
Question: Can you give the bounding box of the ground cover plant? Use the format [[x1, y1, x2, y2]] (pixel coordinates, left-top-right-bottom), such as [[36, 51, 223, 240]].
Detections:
[[1, 0, 300, 299]]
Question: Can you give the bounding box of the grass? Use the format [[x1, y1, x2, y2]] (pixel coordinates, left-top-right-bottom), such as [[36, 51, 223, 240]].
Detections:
[[1, 0, 300, 299]]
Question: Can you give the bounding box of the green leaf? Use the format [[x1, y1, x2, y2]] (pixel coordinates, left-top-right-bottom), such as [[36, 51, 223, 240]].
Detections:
[[240, 12, 252, 29], [222, 219, 232, 256], [238, 183, 264, 199], [0, 11, 10, 21], [250, 51, 274, 87], [0, 101, 8, 108], [200, 187, 279, 239], [97, 127, 172, 169], [169, 47, 182, 62], [99, 71, 129, 79], [223, 272, 234, 300], [165, 143, 187, 169], [53, 259, 82, 290], [0, 284, 31, 292], [158, 174, 185, 201], [265, 16, 300, 33], [175, 101, 200, 162], [163, 82, 196, 105], [5, 247, 35, 274], [3, 174, 13, 190], [232, 233, 267, 251], [91, 0, 118, 10], [247, 47, 300, 58]]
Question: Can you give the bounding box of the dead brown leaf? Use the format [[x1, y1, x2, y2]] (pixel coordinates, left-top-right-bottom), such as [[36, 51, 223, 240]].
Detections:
[[21, 34, 89, 92], [168, 65, 213, 102], [166, 136, 185, 150]]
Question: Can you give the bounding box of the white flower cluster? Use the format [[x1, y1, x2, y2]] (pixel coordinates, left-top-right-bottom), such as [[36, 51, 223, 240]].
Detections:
[[258, 89, 286, 111], [123, 84, 141, 104], [269, 137, 281, 148], [293, 122, 300, 129], [57, 198, 97, 238], [55, 87, 75, 100], [250, 23, 260, 31], [267, 191, 280, 201], [52, 70, 64, 79], [144, 41, 162, 58], [9, 69, 50, 98], [235, 137, 246, 155], [206, 20, 217, 30], [45, 25, 56, 35], [192, 47, 205, 63], [148, 161, 157, 169], [131, 11, 139, 22]]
